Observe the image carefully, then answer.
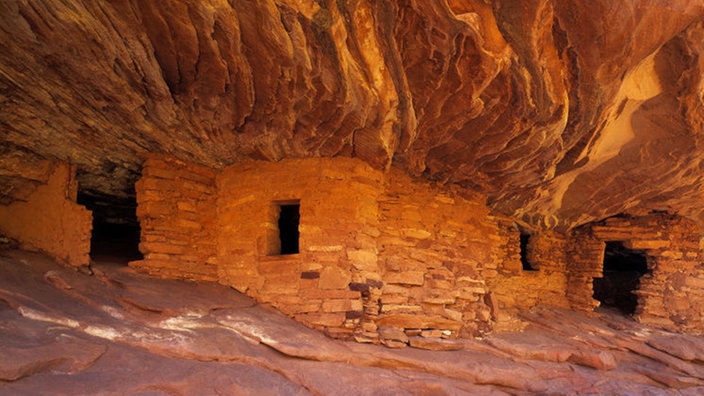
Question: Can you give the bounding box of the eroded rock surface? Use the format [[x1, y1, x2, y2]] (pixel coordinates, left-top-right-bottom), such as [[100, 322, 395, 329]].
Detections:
[[2, 249, 704, 394], [2, 1, 704, 229]]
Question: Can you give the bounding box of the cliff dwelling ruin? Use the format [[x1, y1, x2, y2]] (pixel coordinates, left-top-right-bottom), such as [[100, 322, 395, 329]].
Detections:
[[3, 0, 704, 393]]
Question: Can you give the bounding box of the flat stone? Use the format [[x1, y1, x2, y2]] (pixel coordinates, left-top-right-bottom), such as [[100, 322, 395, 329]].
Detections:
[[409, 337, 464, 351]]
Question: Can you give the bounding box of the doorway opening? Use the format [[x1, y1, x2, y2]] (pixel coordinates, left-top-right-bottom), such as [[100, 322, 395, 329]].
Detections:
[[77, 190, 142, 264], [593, 241, 649, 315]]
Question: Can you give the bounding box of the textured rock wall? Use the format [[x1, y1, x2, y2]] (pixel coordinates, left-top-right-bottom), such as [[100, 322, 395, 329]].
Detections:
[[216, 158, 381, 338], [0, 145, 54, 205], [489, 224, 570, 323], [131, 154, 218, 281], [131, 155, 704, 339], [4, 1, 704, 233], [375, 169, 496, 341], [568, 213, 704, 332], [0, 162, 91, 267], [565, 229, 604, 312], [132, 156, 589, 341], [208, 157, 507, 341]]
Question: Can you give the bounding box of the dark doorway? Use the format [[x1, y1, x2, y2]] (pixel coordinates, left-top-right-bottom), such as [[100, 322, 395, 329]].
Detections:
[[593, 241, 649, 315], [277, 203, 300, 255], [77, 191, 142, 263]]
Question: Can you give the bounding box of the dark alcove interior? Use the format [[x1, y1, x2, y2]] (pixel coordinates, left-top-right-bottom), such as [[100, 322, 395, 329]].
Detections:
[[593, 241, 649, 315], [77, 190, 142, 263]]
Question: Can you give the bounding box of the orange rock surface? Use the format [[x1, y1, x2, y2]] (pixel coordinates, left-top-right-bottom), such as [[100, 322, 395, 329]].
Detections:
[[3, 1, 704, 391], [0, 163, 91, 267], [1, 1, 704, 230], [2, 249, 704, 394], [130, 155, 704, 341]]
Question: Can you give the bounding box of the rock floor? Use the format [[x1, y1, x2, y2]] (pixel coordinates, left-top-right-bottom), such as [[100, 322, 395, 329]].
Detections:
[[1, 248, 704, 395]]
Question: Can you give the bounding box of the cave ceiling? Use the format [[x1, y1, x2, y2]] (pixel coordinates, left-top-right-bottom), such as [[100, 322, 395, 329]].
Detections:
[[1, 0, 704, 230]]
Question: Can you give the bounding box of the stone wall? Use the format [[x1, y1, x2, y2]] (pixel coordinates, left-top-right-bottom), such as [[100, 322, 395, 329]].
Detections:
[[217, 158, 382, 339], [486, 219, 570, 329], [565, 228, 604, 312], [374, 169, 496, 344], [131, 154, 218, 281], [0, 162, 91, 267], [568, 213, 704, 333], [215, 159, 504, 342], [131, 156, 584, 341], [130, 155, 704, 340]]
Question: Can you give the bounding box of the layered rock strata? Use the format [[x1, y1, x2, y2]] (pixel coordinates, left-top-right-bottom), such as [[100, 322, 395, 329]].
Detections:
[[4, 249, 704, 394], [2, 1, 704, 231]]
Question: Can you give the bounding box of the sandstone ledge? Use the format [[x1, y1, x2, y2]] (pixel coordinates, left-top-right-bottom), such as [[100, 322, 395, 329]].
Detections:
[[3, 248, 704, 394]]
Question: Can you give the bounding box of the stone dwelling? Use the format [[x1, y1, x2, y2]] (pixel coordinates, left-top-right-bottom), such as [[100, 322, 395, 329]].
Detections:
[[3, 0, 704, 353], [4, 154, 701, 348]]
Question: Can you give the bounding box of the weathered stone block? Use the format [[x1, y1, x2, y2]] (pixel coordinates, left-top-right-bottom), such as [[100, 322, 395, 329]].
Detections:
[[401, 228, 432, 239], [625, 240, 670, 250], [381, 339, 408, 349], [319, 266, 351, 290], [378, 326, 409, 343], [385, 271, 425, 286], [349, 282, 369, 292], [420, 329, 443, 338], [409, 337, 464, 351], [298, 312, 346, 327], [381, 304, 423, 314], [443, 309, 463, 322], [322, 299, 353, 312], [345, 310, 363, 319], [300, 271, 320, 279], [422, 296, 455, 305], [376, 314, 463, 331], [380, 294, 409, 305], [347, 249, 378, 272]]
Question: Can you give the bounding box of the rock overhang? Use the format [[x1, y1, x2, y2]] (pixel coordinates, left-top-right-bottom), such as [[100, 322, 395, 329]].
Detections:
[[1, 0, 704, 230]]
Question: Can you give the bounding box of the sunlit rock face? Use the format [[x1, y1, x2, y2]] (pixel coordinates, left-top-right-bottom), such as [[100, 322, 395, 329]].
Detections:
[[1, 0, 704, 229]]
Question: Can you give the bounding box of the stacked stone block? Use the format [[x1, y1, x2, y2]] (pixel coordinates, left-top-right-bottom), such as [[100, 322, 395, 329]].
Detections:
[[131, 155, 704, 343], [488, 220, 570, 327], [565, 229, 604, 312], [131, 154, 218, 281], [568, 213, 704, 333], [216, 158, 381, 339], [375, 170, 495, 343], [0, 162, 92, 268]]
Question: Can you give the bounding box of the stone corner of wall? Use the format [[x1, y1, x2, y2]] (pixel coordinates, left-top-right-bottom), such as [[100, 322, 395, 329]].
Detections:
[[0, 159, 93, 269]]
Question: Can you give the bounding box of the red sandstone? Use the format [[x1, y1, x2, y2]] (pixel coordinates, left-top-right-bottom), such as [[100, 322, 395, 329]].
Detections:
[[2, 1, 704, 393]]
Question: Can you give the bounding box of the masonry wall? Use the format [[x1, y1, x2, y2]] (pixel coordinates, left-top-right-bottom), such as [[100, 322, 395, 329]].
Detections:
[[217, 158, 382, 339], [131, 154, 218, 281], [490, 223, 569, 312], [132, 156, 580, 341], [568, 213, 704, 333], [131, 155, 704, 340], [485, 219, 570, 330], [374, 169, 497, 343], [0, 162, 91, 267], [565, 228, 604, 312], [215, 158, 511, 343]]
